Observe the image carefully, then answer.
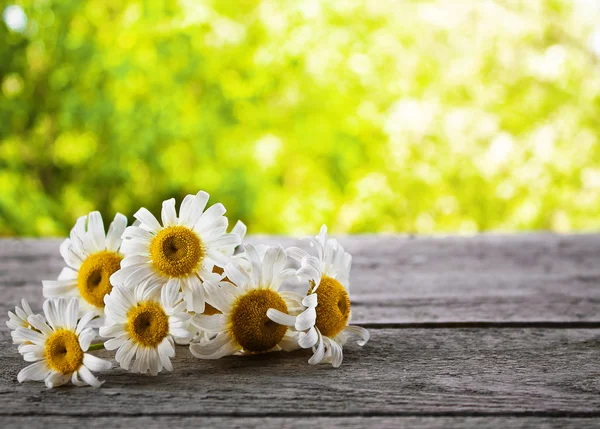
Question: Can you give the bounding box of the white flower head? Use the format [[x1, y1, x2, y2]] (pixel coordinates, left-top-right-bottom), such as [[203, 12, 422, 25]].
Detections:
[[7, 299, 38, 351], [287, 225, 369, 368], [42, 211, 128, 318], [100, 280, 193, 375], [189, 243, 303, 359], [14, 297, 111, 388], [112, 191, 241, 313]]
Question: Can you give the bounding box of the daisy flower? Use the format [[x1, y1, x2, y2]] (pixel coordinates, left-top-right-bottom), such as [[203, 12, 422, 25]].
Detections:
[[112, 191, 240, 313], [287, 225, 369, 368], [189, 244, 303, 358], [42, 211, 128, 318], [7, 299, 38, 351], [14, 297, 111, 388], [99, 279, 193, 375]]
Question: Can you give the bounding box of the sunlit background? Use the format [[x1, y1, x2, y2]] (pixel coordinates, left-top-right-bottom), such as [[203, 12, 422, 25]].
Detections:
[[2, 0, 600, 236]]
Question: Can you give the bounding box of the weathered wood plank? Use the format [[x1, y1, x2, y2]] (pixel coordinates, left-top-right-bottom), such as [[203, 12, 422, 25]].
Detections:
[[1, 328, 599, 416], [2, 416, 599, 429], [1, 235, 599, 325]]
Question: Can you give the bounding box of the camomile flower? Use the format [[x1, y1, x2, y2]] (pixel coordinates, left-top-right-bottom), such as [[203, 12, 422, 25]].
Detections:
[[99, 280, 193, 375], [14, 297, 111, 388], [7, 299, 38, 351], [189, 244, 303, 358], [112, 191, 240, 313], [287, 225, 369, 368], [42, 211, 128, 319]]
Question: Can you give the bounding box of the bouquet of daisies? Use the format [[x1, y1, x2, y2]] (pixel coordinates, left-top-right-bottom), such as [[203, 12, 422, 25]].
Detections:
[[7, 191, 369, 388]]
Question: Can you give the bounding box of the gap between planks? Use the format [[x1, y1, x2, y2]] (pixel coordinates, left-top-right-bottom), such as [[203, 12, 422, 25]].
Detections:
[[1, 328, 599, 416], [2, 416, 600, 429]]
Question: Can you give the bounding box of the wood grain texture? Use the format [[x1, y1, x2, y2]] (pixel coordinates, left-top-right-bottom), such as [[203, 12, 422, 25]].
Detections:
[[1, 234, 600, 326], [1, 329, 599, 416], [2, 416, 599, 429]]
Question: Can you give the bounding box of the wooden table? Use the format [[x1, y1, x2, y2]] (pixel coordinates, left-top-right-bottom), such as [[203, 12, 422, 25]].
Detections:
[[1, 235, 599, 428]]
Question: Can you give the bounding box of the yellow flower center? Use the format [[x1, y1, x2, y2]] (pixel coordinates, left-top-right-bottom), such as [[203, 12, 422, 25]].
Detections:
[[150, 226, 203, 278], [230, 289, 288, 352], [126, 301, 170, 348], [312, 276, 350, 337], [45, 329, 84, 374], [77, 251, 123, 308]]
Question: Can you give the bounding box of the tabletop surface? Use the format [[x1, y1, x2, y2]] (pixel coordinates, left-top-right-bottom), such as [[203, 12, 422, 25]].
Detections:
[[1, 235, 599, 428]]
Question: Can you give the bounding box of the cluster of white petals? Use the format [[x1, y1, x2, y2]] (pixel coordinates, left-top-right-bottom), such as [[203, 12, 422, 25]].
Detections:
[[7, 190, 369, 389]]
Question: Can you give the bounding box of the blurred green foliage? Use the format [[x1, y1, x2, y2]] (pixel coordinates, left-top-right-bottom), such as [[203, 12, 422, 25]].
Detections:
[[1, 0, 600, 236]]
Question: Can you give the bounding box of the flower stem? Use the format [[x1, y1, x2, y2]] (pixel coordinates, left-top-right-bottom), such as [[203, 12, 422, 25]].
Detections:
[[88, 343, 105, 351]]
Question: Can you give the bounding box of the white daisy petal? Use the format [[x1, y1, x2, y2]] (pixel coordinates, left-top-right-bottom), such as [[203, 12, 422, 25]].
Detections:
[[192, 314, 228, 333], [286, 246, 309, 263], [76, 311, 96, 334], [21, 345, 45, 362], [60, 238, 83, 269], [106, 213, 127, 252], [161, 278, 182, 309], [45, 371, 71, 389], [18, 360, 51, 383], [121, 255, 150, 268], [99, 323, 126, 338], [298, 326, 319, 349], [328, 338, 344, 368], [148, 348, 160, 376], [88, 211, 106, 251], [157, 338, 174, 372], [122, 226, 154, 241], [78, 365, 104, 388], [343, 325, 370, 346], [57, 267, 78, 281], [27, 314, 53, 336], [14, 327, 45, 345], [308, 332, 326, 365], [204, 248, 232, 268], [204, 233, 240, 249], [104, 334, 129, 350], [295, 307, 317, 331], [78, 328, 96, 351], [231, 220, 247, 242], [185, 191, 210, 227], [115, 340, 137, 370], [194, 203, 226, 233], [83, 354, 112, 372], [261, 246, 279, 288], [183, 275, 205, 313], [223, 261, 251, 288], [178, 194, 195, 227], [119, 240, 150, 256], [202, 281, 234, 313], [302, 293, 317, 308], [42, 280, 78, 298], [70, 371, 86, 387], [133, 207, 162, 233], [161, 198, 178, 227], [65, 298, 79, 330], [297, 264, 321, 284], [243, 244, 263, 286], [189, 334, 237, 359], [266, 309, 296, 327]]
